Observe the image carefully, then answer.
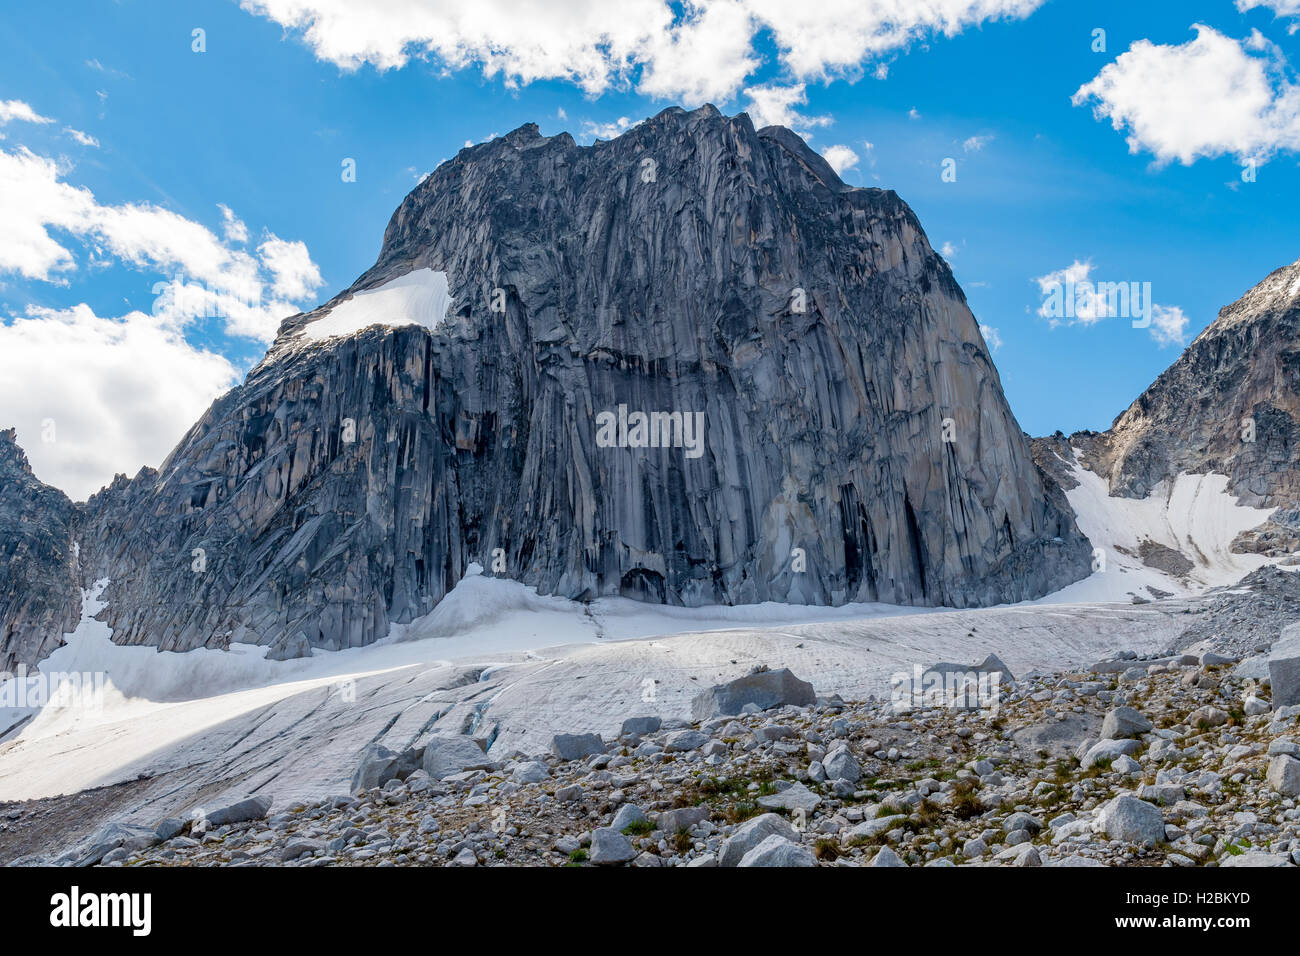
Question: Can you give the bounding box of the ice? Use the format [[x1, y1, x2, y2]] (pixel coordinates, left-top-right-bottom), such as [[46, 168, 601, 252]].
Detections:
[[300, 268, 451, 341]]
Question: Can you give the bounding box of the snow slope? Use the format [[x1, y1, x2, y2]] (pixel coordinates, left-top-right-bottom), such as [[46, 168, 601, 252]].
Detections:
[[0, 462, 1277, 812], [302, 269, 452, 340], [1032, 457, 1276, 605]]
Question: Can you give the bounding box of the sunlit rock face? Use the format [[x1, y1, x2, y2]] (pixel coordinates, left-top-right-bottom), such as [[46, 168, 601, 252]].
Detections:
[[1073, 258, 1300, 510], [5, 106, 1091, 664]]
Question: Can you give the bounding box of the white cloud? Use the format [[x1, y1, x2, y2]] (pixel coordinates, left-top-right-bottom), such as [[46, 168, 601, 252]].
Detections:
[[0, 145, 322, 341], [0, 100, 53, 125], [979, 324, 1002, 351], [0, 303, 239, 500], [1035, 260, 1107, 324], [239, 0, 1045, 104], [1150, 304, 1189, 347], [64, 128, 99, 147], [1073, 24, 1300, 165], [742, 82, 832, 134], [1033, 259, 1188, 346], [581, 116, 637, 140], [1238, 0, 1300, 28], [258, 235, 323, 301], [962, 134, 993, 151], [941, 241, 958, 257], [218, 203, 249, 243], [821, 144, 859, 174]]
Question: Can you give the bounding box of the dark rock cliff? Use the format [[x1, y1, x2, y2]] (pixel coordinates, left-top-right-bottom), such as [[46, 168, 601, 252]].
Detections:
[[0, 429, 81, 672], [3, 106, 1093, 664]]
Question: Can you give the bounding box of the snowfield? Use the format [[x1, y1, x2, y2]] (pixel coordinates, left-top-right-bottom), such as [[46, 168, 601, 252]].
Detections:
[[1030, 458, 1276, 605], [301, 268, 452, 341], [0, 466, 1280, 820]]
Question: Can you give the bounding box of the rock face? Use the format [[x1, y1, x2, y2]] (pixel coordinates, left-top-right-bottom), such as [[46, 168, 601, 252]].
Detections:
[[1066, 257, 1300, 508], [4, 105, 1091, 663], [0, 429, 81, 672]]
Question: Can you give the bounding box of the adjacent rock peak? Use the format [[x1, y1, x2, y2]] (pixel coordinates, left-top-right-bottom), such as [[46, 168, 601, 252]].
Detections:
[[31, 108, 1090, 663], [1071, 255, 1300, 507]]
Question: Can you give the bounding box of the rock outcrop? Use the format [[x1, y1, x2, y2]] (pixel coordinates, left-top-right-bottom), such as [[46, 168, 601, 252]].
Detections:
[[7, 105, 1092, 664], [0, 429, 81, 672], [1068, 257, 1300, 507]]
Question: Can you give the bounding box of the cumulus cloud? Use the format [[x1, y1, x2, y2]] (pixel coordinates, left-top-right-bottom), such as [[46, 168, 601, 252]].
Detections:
[[0, 100, 53, 125], [979, 324, 1003, 351], [1033, 260, 1188, 347], [1073, 24, 1300, 166], [742, 82, 832, 134], [0, 145, 323, 340], [1149, 304, 1189, 347], [1035, 260, 1111, 325], [1238, 0, 1300, 30], [0, 303, 239, 500], [962, 134, 993, 151], [0, 143, 327, 497], [218, 203, 250, 243], [821, 144, 859, 175], [239, 0, 1044, 103], [581, 116, 638, 140], [257, 235, 323, 301]]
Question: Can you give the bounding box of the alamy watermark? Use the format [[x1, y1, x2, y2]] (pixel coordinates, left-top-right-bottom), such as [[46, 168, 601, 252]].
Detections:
[[889, 664, 1003, 717], [0, 665, 107, 713], [595, 405, 705, 459], [1040, 277, 1155, 329]]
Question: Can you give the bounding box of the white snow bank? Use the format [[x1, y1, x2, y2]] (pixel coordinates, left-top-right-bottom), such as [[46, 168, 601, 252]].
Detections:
[[1034, 457, 1276, 605], [301, 268, 451, 341], [0, 564, 935, 758]]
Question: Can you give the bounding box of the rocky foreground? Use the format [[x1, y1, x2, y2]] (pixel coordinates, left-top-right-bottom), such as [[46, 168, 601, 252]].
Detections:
[[28, 643, 1300, 869]]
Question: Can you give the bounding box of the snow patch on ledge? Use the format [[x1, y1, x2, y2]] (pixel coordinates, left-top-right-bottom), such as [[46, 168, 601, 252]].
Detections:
[[301, 268, 452, 341], [1034, 459, 1276, 604]]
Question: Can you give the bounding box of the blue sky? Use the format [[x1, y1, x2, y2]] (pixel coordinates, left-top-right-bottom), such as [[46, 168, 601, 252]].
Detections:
[[2, 0, 1299, 498]]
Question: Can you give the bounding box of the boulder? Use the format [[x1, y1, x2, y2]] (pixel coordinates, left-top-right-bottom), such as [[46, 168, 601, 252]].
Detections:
[[589, 827, 636, 865], [1093, 795, 1166, 846], [690, 667, 815, 721], [719, 813, 798, 867], [736, 834, 817, 867], [153, 817, 187, 843], [656, 806, 709, 834], [511, 760, 550, 784], [756, 781, 822, 814], [351, 743, 408, 793], [619, 716, 661, 737], [550, 732, 605, 761], [823, 746, 861, 783], [1271, 624, 1300, 708], [869, 846, 908, 867], [1080, 738, 1141, 769], [611, 804, 648, 832], [663, 730, 709, 752], [75, 822, 158, 866], [1220, 852, 1294, 867], [1267, 754, 1300, 797], [280, 839, 323, 862], [1100, 706, 1152, 740], [422, 735, 492, 780], [1189, 706, 1229, 728], [203, 794, 273, 828]]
